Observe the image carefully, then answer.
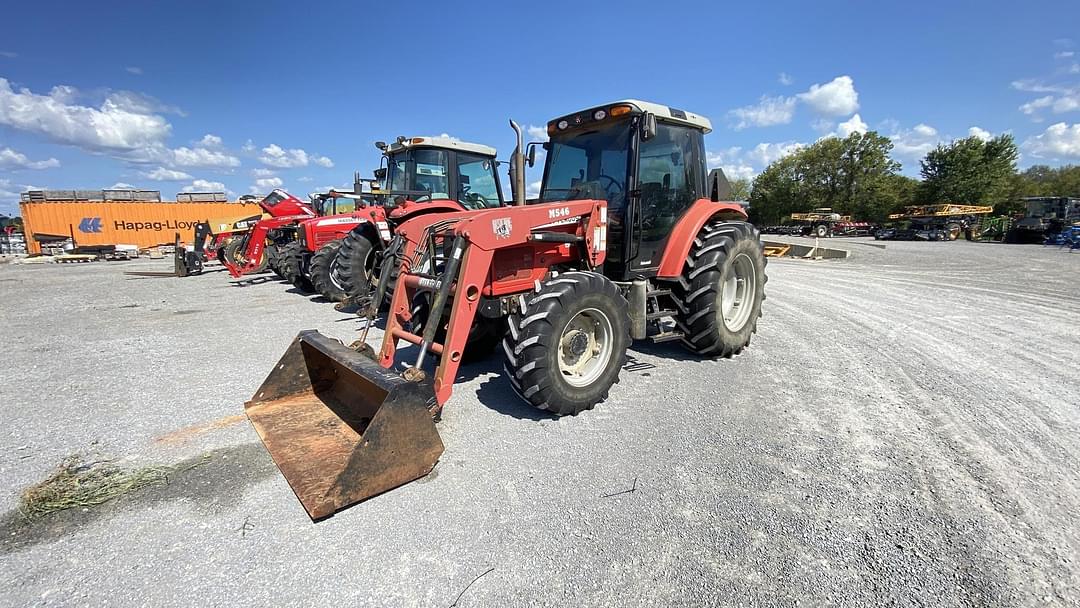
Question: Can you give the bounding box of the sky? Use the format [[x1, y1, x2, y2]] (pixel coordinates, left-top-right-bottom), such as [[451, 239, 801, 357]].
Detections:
[[2, 0, 1080, 215]]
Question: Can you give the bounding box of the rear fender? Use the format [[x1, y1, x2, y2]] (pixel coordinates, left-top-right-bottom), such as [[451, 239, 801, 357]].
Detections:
[[655, 199, 747, 279], [389, 199, 466, 223]]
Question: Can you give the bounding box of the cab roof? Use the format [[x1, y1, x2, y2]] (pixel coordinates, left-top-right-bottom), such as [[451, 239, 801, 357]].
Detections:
[[549, 99, 712, 134], [386, 136, 496, 158]]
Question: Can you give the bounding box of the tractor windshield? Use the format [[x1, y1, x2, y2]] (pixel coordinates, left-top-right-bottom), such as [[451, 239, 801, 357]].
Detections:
[[541, 123, 630, 212], [387, 148, 451, 199], [262, 191, 288, 207]]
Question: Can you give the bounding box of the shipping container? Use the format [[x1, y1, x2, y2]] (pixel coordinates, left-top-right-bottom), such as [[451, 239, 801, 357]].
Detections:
[[19, 197, 263, 254]]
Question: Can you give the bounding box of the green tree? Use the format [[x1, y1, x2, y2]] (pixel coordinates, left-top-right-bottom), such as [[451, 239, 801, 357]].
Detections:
[[728, 177, 751, 201], [917, 135, 1018, 205], [749, 131, 905, 224]]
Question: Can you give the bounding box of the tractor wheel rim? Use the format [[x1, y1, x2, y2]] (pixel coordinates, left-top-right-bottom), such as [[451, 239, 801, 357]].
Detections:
[[558, 307, 613, 388], [329, 255, 346, 291], [721, 253, 756, 332]]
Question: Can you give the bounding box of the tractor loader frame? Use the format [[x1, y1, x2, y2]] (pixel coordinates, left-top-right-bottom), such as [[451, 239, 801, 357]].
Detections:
[[248, 101, 766, 519]]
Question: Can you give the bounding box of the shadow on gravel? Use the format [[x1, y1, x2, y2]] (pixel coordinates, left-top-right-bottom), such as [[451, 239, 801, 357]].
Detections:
[[230, 276, 276, 287], [474, 374, 555, 421], [0, 443, 277, 555]]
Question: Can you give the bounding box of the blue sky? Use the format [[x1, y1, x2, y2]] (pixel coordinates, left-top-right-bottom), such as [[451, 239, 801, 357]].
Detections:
[[2, 0, 1080, 215]]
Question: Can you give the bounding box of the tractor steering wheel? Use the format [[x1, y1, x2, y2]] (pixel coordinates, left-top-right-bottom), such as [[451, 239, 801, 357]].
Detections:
[[597, 174, 623, 196], [463, 192, 490, 209]]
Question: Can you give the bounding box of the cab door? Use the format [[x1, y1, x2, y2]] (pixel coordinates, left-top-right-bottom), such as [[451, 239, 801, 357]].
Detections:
[[630, 122, 706, 273]]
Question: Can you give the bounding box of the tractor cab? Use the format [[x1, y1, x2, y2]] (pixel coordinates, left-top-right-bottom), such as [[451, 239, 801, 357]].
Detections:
[[260, 189, 316, 218], [310, 190, 377, 216], [536, 100, 718, 280], [377, 136, 504, 210]]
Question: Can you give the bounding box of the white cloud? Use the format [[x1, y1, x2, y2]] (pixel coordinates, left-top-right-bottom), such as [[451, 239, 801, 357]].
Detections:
[[296, 176, 314, 183], [526, 180, 541, 198], [1017, 87, 1080, 120], [797, 75, 860, 116], [143, 166, 193, 181], [0, 78, 172, 151], [1011, 79, 1068, 94], [747, 141, 806, 166], [172, 146, 240, 168], [181, 179, 227, 193], [125, 66, 143, 75], [198, 133, 222, 148], [527, 125, 549, 141], [109, 182, 136, 189], [0, 146, 60, 169], [312, 155, 334, 168], [778, 72, 793, 86], [728, 95, 797, 129], [251, 167, 276, 178], [913, 124, 937, 138], [259, 143, 309, 168], [706, 147, 756, 180], [968, 126, 993, 141], [1023, 122, 1080, 158], [836, 113, 868, 138], [1021, 95, 1055, 115], [255, 176, 284, 190], [241, 139, 256, 152], [890, 123, 941, 163], [0, 51, 17, 59], [438, 132, 461, 142], [1056, 51, 1076, 59]]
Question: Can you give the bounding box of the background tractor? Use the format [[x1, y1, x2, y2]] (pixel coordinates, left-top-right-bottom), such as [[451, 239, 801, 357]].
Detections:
[[219, 189, 316, 278], [246, 100, 767, 519], [327, 136, 506, 303]]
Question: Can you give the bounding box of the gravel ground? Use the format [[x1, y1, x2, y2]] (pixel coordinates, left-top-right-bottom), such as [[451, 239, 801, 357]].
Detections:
[[0, 239, 1078, 607]]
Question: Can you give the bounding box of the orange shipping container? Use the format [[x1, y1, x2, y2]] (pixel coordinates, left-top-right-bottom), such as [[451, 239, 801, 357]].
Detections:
[[19, 200, 264, 254]]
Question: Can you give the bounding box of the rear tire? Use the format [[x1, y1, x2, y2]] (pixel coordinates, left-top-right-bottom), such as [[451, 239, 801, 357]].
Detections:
[[814, 223, 829, 238], [266, 244, 284, 278], [503, 271, 630, 416], [310, 241, 346, 302], [672, 221, 766, 358], [225, 237, 268, 273], [281, 242, 314, 293], [337, 229, 378, 301]]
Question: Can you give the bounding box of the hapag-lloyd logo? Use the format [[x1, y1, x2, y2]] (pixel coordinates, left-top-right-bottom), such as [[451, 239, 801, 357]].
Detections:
[[111, 219, 201, 232]]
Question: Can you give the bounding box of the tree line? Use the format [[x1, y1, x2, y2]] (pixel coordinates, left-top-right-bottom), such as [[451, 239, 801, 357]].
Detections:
[[735, 130, 1080, 225]]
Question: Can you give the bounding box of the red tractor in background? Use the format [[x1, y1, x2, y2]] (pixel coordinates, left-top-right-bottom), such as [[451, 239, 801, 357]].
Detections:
[[220, 189, 316, 278], [278, 187, 377, 295], [284, 136, 506, 301], [247, 101, 768, 519]]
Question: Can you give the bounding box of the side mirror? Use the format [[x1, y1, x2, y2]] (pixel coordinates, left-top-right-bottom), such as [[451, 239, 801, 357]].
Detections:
[[526, 143, 538, 167], [373, 167, 387, 180], [642, 112, 657, 141], [374, 141, 387, 151]]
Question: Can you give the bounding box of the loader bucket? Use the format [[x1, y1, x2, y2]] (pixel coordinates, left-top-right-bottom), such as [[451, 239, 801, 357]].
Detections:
[[245, 330, 442, 520]]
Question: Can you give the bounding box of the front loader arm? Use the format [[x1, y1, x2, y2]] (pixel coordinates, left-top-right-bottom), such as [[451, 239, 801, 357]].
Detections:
[[377, 199, 609, 409]]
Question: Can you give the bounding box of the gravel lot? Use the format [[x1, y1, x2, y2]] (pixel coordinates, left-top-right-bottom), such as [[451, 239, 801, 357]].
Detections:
[[1, 239, 1078, 607]]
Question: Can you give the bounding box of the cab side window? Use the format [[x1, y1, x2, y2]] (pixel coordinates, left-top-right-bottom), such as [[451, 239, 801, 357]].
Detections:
[[457, 153, 501, 208]]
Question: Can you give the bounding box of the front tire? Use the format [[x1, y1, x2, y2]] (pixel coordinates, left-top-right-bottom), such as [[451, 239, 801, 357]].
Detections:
[[310, 240, 346, 302], [673, 221, 766, 358], [337, 229, 378, 301], [814, 224, 829, 238], [281, 242, 314, 293], [503, 271, 630, 416]]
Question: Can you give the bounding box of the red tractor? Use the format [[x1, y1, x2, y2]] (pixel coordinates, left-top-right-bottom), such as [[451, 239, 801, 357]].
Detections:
[[284, 136, 505, 301], [247, 100, 768, 519], [220, 189, 316, 278]]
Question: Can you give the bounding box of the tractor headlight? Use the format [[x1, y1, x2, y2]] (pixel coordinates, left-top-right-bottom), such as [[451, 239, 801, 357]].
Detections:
[[557, 120, 569, 131], [593, 109, 606, 121]]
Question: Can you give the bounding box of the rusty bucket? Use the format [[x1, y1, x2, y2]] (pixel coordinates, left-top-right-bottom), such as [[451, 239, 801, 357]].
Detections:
[[245, 330, 442, 520]]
